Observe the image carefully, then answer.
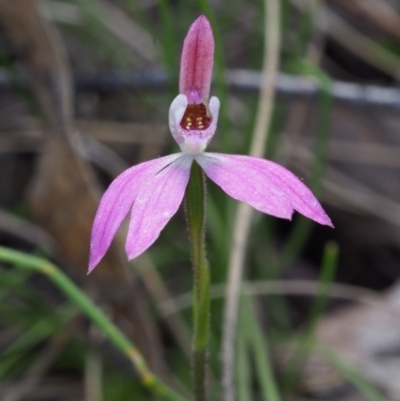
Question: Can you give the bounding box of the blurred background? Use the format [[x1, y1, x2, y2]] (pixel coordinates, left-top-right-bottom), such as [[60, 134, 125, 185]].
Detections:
[[1, 0, 400, 400]]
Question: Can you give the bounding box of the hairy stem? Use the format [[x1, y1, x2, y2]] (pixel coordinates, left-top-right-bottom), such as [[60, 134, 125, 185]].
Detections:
[[185, 161, 210, 401]]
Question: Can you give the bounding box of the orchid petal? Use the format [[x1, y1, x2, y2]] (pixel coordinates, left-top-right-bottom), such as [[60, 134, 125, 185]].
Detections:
[[198, 153, 333, 226], [125, 155, 193, 260], [179, 15, 214, 99], [169, 94, 187, 147], [196, 153, 293, 219], [209, 96, 220, 123], [89, 153, 183, 272]]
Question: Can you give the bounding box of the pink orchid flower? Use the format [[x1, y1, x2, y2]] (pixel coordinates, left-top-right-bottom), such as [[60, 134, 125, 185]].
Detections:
[[88, 15, 332, 273]]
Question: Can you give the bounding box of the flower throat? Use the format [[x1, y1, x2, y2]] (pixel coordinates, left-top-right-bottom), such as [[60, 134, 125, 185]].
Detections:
[[180, 103, 212, 131], [179, 87, 212, 131]]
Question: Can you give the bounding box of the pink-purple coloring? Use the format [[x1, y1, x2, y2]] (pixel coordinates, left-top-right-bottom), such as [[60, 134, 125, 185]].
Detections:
[[88, 15, 332, 273]]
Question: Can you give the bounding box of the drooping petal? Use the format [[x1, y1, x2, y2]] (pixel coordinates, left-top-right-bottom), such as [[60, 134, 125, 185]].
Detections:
[[197, 153, 333, 226], [89, 153, 183, 273], [230, 155, 333, 226], [179, 14, 214, 99], [125, 155, 193, 260], [196, 153, 293, 219]]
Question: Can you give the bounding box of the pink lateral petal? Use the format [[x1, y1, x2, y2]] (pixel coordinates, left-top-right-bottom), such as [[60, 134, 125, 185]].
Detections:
[[196, 153, 293, 219], [125, 155, 193, 260], [199, 153, 333, 227], [179, 15, 214, 99], [88, 153, 182, 273], [230, 155, 333, 226]]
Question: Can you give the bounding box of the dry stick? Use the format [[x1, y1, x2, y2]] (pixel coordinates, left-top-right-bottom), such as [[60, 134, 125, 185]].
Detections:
[[221, 0, 280, 400], [7, 120, 400, 168], [42, 0, 158, 65], [325, 9, 400, 81], [292, 0, 400, 81], [85, 348, 103, 401], [284, 138, 400, 169], [290, 150, 400, 230], [331, 0, 400, 43], [162, 280, 387, 316]]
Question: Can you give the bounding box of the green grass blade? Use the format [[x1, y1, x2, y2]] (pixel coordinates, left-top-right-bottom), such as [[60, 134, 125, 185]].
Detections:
[[0, 304, 77, 377], [0, 246, 187, 401], [318, 345, 389, 401], [282, 241, 339, 392], [242, 297, 281, 401], [236, 315, 252, 401]]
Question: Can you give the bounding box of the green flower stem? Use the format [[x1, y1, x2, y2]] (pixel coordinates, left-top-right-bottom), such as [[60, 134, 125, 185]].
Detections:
[[185, 161, 210, 401], [0, 246, 187, 401]]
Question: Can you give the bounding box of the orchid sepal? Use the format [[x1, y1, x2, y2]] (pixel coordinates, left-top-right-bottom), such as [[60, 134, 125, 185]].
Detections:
[[179, 14, 214, 100]]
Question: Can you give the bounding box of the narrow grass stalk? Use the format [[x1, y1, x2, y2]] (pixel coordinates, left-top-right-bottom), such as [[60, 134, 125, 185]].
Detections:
[[276, 63, 332, 274], [260, 0, 329, 335], [281, 241, 339, 392], [222, 0, 281, 399], [184, 161, 210, 401], [236, 313, 252, 401], [242, 297, 281, 401], [317, 345, 388, 401], [264, 64, 333, 335], [0, 246, 187, 401], [157, 0, 178, 90]]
